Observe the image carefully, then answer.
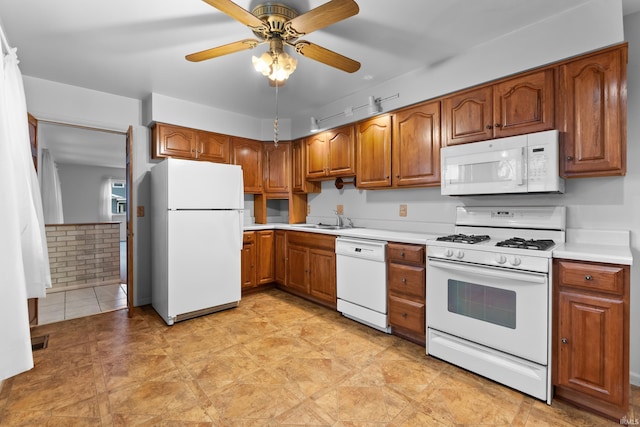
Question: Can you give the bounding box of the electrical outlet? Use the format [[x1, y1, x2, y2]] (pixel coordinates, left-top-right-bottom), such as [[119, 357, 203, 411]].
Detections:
[[137, 206, 145, 217], [399, 204, 407, 217], [307, 204, 311, 215], [336, 204, 344, 215]]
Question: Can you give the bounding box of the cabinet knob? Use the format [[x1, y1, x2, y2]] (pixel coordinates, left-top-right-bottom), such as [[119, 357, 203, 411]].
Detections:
[[566, 156, 574, 161], [401, 312, 407, 318], [400, 252, 405, 257], [561, 338, 569, 344], [486, 124, 493, 129], [495, 123, 502, 128], [402, 277, 407, 283], [585, 275, 593, 281]]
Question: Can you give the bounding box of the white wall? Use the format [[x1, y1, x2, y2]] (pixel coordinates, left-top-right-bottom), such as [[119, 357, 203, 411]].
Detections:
[[57, 163, 125, 221]]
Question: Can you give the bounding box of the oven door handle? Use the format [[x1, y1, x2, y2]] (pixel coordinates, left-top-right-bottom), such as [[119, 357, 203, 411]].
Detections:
[[428, 259, 547, 284]]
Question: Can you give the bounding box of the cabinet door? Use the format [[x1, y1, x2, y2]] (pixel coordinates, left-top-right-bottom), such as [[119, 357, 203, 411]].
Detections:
[[392, 101, 441, 187], [306, 134, 328, 179], [232, 137, 263, 193], [153, 123, 196, 159], [256, 230, 275, 285], [356, 115, 392, 188], [241, 232, 256, 289], [493, 69, 554, 138], [196, 131, 230, 163], [442, 86, 493, 146], [308, 248, 336, 304], [326, 124, 356, 177], [286, 244, 309, 294], [556, 290, 625, 408], [263, 142, 290, 195], [274, 230, 286, 285], [559, 47, 626, 177]]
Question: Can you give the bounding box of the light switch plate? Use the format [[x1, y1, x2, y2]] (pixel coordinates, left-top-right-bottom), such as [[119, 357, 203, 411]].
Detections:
[[336, 204, 344, 215], [307, 204, 311, 215], [137, 206, 145, 217], [399, 204, 407, 217]]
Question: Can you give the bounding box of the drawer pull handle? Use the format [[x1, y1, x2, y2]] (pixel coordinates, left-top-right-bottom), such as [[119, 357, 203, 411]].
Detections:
[[561, 338, 568, 344], [585, 275, 593, 281], [402, 277, 407, 283], [401, 313, 407, 318], [400, 252, 405, 257]]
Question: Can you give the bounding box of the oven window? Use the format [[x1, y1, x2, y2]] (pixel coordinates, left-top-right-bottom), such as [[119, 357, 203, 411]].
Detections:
[[447, 280, 516, 329]]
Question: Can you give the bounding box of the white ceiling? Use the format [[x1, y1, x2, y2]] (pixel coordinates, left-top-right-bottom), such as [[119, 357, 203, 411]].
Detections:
[[2, 0, 637, 168]]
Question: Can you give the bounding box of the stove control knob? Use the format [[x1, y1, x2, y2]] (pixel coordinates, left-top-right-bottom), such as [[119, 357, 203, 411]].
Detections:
[[495, 254, 507, 264], [455, 250, 464, 259], [444, 249, 454, 258], [509, 256, 522, 266]]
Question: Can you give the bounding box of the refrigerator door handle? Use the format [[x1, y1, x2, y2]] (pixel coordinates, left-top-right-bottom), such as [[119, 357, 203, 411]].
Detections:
[[236, 210, 244, 251]]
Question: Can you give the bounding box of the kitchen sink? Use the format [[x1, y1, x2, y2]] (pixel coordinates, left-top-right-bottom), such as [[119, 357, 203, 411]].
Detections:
[[291, 223, 359, 230]]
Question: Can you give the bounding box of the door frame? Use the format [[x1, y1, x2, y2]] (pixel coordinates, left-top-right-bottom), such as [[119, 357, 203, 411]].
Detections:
[[33, 118, 134, 319]]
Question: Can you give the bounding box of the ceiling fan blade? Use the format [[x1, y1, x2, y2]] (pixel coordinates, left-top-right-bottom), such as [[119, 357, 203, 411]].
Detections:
[[201, 0, 267, 31], [186, 39, 261, 62], [293, 41, 360, 73], [284, 0, 359, 38]]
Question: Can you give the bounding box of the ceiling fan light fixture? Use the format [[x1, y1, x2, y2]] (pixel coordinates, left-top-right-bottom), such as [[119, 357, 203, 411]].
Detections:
[[252, 38, 297, 82]]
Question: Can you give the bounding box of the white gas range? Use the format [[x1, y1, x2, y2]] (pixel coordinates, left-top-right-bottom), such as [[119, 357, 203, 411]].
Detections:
[[426, 206, 566, 403]]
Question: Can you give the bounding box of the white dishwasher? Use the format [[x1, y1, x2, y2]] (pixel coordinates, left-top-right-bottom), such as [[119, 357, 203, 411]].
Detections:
[[336, 237, 390, 333]]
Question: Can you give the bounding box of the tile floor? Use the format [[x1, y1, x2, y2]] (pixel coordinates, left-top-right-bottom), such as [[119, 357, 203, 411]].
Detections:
[[37, 284, 128, 325], [2, 289, 637, 426]]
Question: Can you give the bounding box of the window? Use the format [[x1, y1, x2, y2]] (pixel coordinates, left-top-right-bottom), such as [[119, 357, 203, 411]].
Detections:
[[111, 180, 126, 214]]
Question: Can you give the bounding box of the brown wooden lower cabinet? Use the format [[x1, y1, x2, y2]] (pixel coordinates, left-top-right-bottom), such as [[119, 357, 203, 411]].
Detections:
[[552, 258, 630, 421], [282, 231, 336, 309], [242, 230, 275, 293], [274, 230, 286, 285], [241, 231, 257, 290], [387, 242, 426, 345]]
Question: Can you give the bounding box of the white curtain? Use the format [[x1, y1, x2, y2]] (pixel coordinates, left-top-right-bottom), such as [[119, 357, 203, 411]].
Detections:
[[0, 28, 51, 379], [99, 177, 114, 221], [40, 148, 64, 224]]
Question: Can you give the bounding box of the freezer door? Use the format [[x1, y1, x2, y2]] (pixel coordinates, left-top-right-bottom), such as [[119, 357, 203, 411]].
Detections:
[[167, 158, 244, 209], [167, 210, 242, 317]]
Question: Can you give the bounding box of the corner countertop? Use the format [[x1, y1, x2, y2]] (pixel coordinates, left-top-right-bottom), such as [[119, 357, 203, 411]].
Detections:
[[244, 223, 441, 245], [552, 228, 633, 266]]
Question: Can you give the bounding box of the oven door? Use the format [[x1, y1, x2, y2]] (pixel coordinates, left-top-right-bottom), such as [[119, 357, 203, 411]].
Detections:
[[427, 258, 548, 365]]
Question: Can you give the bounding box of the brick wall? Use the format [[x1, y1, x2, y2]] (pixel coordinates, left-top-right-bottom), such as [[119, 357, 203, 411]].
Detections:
[[46, 223, 121, 291]]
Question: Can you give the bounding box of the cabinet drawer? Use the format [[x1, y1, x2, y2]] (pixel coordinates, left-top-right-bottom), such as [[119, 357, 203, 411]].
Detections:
[[388, 263, 425, 299], [243, 231, 255, 244], [557, 260, 626, 295], [387, 243, 425, 265], [389, 295, 425, 334]]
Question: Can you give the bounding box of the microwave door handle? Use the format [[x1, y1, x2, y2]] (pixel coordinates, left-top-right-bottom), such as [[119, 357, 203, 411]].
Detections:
[[428, 258, 547, 284]]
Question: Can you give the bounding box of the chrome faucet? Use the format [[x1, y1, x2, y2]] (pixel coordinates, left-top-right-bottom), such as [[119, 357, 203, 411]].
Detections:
[[346, 217, 354, 228], [333, 210, 344, 228]]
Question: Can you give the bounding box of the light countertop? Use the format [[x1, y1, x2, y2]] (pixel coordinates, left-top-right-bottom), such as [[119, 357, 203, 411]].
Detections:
[[245, 224, 633, 265], [244, 223, 440, 245]]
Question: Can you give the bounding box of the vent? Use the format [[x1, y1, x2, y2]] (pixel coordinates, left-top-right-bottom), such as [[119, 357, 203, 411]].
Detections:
[[31, 334, 49, 351]]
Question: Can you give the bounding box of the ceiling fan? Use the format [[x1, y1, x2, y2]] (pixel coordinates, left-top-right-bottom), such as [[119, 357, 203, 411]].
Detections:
[[186, 0, 361, 82]]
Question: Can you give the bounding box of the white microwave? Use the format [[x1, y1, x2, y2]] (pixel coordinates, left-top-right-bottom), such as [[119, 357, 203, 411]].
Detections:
[[441, 130, 564, 196]]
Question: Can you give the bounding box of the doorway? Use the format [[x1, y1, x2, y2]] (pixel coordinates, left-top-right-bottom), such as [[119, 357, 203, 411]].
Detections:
[[34, 120, 133, 324]]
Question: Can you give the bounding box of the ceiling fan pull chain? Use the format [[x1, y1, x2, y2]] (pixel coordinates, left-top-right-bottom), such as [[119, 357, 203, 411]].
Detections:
[[273, 80, 279, 146]]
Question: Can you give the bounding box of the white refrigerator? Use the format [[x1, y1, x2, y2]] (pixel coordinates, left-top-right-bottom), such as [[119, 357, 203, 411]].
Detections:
[[150, 158, 244, 325]]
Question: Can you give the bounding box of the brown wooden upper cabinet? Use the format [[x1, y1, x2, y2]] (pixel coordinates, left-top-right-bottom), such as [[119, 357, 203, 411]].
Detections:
[[152, 122, 230, 163], [263, 141, 290, 196], [292, 139, 321, 193], [392, 101, 441, 187], [355, 114, 393, 188], [306, 124, 356, 180], [558, 45, 627, 178], [442, 69, 554, 146], [231, 137, 263, 193]]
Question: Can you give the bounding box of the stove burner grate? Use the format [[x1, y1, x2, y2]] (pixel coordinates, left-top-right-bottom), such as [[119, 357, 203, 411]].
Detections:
[[436, 234, 491, 244], [496, 237, 555, 251]]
